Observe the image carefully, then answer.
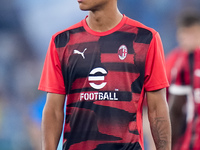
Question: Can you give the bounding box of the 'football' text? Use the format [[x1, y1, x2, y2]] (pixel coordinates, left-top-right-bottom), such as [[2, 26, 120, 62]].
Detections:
[[80, 92, 118, 101]]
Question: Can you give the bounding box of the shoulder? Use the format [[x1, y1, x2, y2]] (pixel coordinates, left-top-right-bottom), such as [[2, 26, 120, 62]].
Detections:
[[52, 20, 83, 39], [51, 20, 84, 48], [166, 47, 187, 63], [166, 48, 182, 59], [125, 16, 157, 36], [124, 16, 158, 45]]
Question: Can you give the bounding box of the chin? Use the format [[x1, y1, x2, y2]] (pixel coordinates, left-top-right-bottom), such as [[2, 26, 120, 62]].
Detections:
[[79, 4, 89, 11], [79, 3, 95, 11], [79, 7, 89, 11]]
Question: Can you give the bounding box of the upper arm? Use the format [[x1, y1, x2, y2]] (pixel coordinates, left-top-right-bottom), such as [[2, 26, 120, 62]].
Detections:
[[146, 88, 168, 113], [44, 93, 66, 112]]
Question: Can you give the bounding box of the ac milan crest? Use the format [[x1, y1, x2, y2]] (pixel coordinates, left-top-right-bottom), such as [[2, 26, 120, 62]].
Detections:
[[118, 45, 127, 60]]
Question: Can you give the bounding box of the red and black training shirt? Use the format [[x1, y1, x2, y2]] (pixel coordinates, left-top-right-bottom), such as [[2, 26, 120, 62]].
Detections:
[[39, 15, 169, 150]]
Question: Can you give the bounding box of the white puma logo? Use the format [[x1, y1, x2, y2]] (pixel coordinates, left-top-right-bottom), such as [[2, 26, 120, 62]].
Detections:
[[73, 48, 87, 59]]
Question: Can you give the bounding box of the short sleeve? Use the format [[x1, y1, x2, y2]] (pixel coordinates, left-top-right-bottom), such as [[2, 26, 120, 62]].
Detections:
[[144, 32, 169, 91], [38, 36, 66, 94]]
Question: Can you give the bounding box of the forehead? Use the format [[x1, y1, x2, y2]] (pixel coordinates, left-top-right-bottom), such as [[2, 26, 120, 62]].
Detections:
[[178, 24, 200, 33]]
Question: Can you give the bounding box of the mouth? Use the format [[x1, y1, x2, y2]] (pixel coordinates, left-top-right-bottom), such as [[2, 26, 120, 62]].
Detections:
[[77, 0, 83, 2]]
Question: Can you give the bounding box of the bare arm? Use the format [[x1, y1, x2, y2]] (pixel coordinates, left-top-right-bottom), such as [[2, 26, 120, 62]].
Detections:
[[42, 93, 66, 150], [146, 88, 171, 150], [168, 94, 187, 148]]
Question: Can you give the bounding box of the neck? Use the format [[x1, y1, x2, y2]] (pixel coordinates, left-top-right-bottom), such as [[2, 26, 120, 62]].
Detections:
[[86, 3, 123, 32]]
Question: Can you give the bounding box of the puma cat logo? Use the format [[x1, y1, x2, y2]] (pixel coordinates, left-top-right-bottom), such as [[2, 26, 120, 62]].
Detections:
[[73, 48, 87, 59]]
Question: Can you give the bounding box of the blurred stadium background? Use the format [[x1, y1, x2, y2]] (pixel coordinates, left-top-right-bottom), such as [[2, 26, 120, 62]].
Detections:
[[0, 0, 200, 149]]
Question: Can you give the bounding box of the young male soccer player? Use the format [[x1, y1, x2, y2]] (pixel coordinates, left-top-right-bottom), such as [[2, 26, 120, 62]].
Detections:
[[167, 11, 200, 150], [39, 0, 171, 149]]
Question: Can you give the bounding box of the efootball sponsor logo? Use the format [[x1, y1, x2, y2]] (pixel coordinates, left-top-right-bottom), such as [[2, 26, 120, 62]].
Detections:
[[79, 67, 118, 101], [88, 67, 107, 89]]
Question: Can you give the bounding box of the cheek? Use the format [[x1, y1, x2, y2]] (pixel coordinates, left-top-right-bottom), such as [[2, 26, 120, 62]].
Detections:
[[178, 35, 195, 50], [195, 33, 200, 42], [178, 33, 194, 43]]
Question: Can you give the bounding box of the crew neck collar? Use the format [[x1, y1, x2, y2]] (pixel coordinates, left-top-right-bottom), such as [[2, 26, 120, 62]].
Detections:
[[82, 14, 127, 36]]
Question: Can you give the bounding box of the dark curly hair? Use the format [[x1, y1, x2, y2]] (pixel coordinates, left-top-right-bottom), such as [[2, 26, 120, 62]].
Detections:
[[177, 10, 200, 27]]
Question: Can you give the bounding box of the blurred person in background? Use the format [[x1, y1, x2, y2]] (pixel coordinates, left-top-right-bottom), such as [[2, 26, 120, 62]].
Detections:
[[39, 0, 171, 150], [166, 10, 200, 150]]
